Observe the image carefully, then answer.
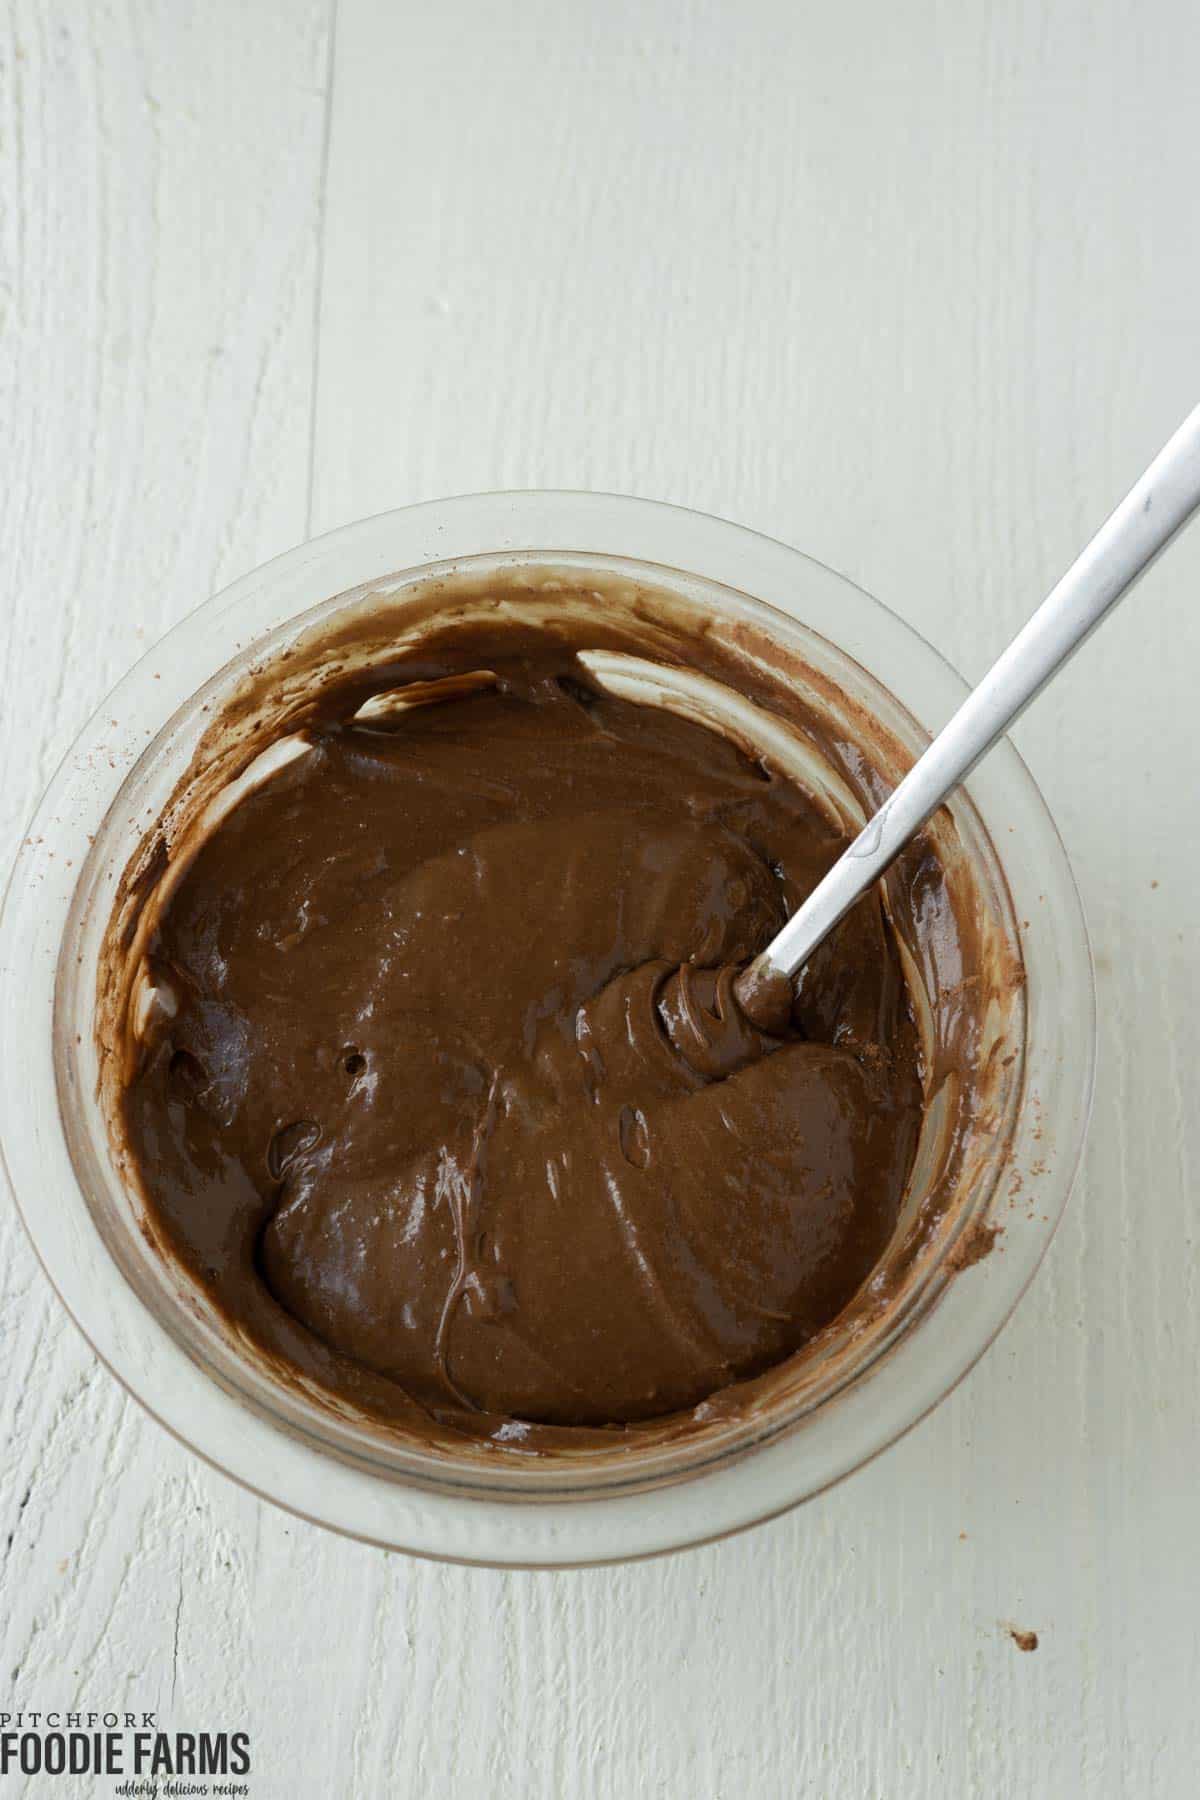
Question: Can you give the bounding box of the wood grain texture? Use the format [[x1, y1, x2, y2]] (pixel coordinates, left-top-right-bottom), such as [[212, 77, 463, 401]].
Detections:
[[4, 0, 1200, 1794], [0, 0, 333, 1785]]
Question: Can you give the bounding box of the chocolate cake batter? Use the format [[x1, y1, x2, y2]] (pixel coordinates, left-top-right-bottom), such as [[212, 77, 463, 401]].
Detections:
[[119, 622, 926, 1434]]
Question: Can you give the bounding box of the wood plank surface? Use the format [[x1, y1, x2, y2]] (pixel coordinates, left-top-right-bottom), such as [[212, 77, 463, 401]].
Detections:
[[3, 2, 1199, 1793]]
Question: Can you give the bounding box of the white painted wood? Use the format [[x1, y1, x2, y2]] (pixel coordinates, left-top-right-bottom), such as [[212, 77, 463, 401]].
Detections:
[[0, 0, 336, 1782], [4, 0, 1200, 1793]]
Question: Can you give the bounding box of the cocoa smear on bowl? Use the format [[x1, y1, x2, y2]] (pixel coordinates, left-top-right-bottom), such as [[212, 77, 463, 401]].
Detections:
[[95, 566, 1024, 1467]]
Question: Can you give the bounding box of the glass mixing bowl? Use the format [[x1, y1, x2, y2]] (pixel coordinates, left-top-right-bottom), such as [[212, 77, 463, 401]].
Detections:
[[0, 493, 1094, 1566]]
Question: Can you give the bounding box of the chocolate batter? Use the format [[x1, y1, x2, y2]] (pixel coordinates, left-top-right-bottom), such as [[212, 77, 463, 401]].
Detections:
[[119, 622, 926, 1435]]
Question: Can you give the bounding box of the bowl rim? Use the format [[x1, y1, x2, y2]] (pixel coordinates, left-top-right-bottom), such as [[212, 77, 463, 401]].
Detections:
[[0, 490, 1096, 1566]]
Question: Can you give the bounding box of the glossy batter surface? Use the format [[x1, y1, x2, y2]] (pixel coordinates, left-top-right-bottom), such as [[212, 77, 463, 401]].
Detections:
[[123, 643, 923, 1429]]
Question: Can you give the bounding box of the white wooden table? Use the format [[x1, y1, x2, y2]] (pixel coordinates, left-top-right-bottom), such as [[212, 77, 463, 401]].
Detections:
[[3, 2, 1199, 1793]]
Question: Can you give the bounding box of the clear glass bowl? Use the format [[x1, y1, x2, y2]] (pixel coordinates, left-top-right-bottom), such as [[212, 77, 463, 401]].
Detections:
[[0, 493, 1095, 1566]]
